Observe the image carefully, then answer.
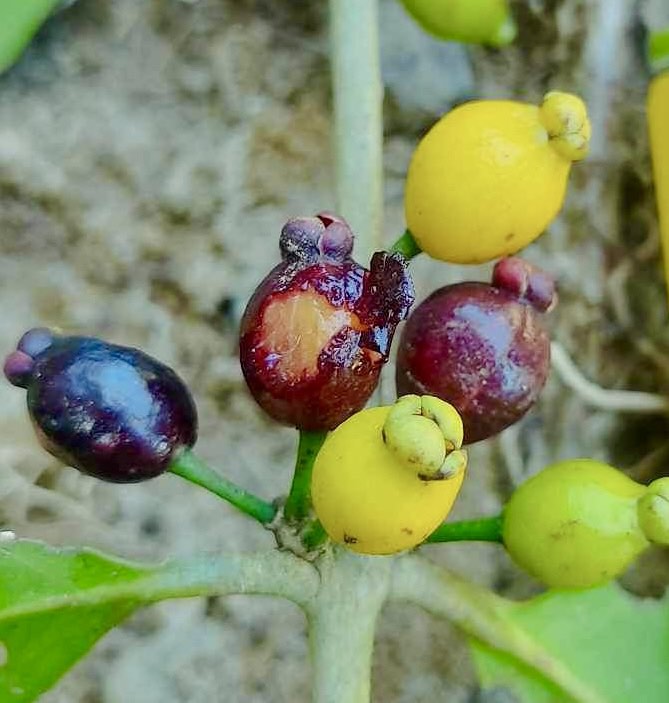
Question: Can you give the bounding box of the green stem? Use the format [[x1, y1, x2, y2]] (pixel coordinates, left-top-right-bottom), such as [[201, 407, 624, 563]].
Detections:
[[0, 0, 61, 74], [284, 430, 327, 522], [307, 548, 392, 703], [389, 229, 422, 260], [426, 515, 504, 543], [169, 449, 277, 525], [330, 0, 383, 259], [302, 519, 328, 550]]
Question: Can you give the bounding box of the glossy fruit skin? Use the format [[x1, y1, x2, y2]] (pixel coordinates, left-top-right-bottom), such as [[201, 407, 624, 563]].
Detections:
[[399, 0, 515, 47], [503, 459, 649, 589], [404, 97, 585, 264], [5, 330, 197, 483], [396, 260, 553, 444], [240, 214, 414, 431], [311, 405, 465, 555]]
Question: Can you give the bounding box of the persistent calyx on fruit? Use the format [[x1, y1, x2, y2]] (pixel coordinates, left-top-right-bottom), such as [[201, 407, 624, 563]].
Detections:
[[240, 213, 415, 431], [637, 477, 669, 545], [404, 90, 591, 264], [503, 459, 669, 589], [4, 328, 197, 483], [539, 91, 591, 162], [382, 394, 466, 481], [311, 396, 467, 555], [396, 257, 555, 444]]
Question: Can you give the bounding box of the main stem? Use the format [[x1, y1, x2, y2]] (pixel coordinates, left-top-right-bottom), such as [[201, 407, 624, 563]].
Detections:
[[330, 0, 383, 259], [307, 548, 392, 703]]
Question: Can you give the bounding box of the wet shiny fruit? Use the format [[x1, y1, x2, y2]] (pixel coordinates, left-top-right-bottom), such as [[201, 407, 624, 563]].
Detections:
[[240, 213, 414, 431], [396, 257, 555, 444], [4, 329, 197, 482]]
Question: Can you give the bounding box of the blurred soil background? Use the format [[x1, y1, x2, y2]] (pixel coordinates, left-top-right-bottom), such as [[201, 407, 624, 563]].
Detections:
[[0, 0, 668, 701]]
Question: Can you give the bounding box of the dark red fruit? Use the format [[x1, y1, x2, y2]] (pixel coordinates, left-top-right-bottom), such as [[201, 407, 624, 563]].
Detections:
[[240, 213, 414, 431], [4, 329, 197, 482], [396, 257, 556, 444]]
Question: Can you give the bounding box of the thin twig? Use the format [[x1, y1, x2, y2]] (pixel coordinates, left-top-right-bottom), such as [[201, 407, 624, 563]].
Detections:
[[550, 341, 669, 414], [169, 450, 277, 525]]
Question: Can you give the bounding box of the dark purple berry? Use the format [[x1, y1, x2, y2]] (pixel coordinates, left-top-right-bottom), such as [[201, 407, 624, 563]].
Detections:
[[4, 330, 197, 482], [396, 258, 555, 444], [240, 213, 414, 431]]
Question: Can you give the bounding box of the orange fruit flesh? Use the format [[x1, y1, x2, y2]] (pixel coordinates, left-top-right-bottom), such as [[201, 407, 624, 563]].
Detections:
[[260, 290, 363, 379]]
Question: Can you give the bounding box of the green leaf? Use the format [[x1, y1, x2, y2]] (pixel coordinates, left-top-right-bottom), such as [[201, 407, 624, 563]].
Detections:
[[0, 539, 317, 702], [0, 0, 61, 75], [0, 540, 152, 701], [471, 583, 669, 703]]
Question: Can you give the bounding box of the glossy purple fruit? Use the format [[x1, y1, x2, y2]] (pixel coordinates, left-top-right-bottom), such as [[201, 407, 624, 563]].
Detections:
[[240, 213, 414, 431], [4, 329, 197, 482], [396, 257, 556, 444]]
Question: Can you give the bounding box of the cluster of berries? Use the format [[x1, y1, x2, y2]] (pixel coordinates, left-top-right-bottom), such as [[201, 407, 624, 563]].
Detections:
[[6, 91, 666, 588]]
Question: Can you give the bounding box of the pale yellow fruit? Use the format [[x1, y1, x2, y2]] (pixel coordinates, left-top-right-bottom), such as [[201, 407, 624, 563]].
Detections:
[[311, 405, 465, 555], [405, 91, 590, 264]]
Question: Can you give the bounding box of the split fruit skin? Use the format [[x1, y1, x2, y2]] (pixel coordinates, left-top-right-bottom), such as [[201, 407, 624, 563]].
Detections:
[[4, 328, 197, 483], [404, 91, 590, 264], [502, 459, 649, 589], [396, 257, 555, 444], [240, 213, 414, 431], [311, 405, 465, 555]]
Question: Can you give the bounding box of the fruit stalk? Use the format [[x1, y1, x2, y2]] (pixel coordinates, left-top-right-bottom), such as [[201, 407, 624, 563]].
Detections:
[[426, 515, 503, 543], [169, 449, 277, 525], [389, 229, 422, 260], [284, 430, 328, 522]]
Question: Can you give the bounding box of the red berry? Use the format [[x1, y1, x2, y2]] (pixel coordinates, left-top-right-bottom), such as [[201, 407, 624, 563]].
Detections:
[[396, 258, 555, 444], [240, 213, 414, 431], [4, 330, 197, 483]]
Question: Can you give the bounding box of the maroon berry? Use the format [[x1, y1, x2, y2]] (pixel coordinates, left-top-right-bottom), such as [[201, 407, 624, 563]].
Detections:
[[240, 213, 414, 431], [4, 330, 197, 482], [396, 257, 556, 444]]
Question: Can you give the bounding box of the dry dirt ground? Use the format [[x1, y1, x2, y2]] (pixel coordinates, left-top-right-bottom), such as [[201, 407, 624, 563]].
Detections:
[[0, 1, 667, 701]]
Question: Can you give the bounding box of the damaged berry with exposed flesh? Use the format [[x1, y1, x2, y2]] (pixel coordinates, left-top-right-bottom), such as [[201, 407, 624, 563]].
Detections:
[[395, 257, 555, 444], [4, 329, 197, 482], [240, 213, 415, 431]]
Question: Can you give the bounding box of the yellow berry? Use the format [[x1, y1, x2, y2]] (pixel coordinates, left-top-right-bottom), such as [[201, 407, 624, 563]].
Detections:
[[503, 459, 648, 589], [311, 404, 465, 555], [404, 92, 590, 264]]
